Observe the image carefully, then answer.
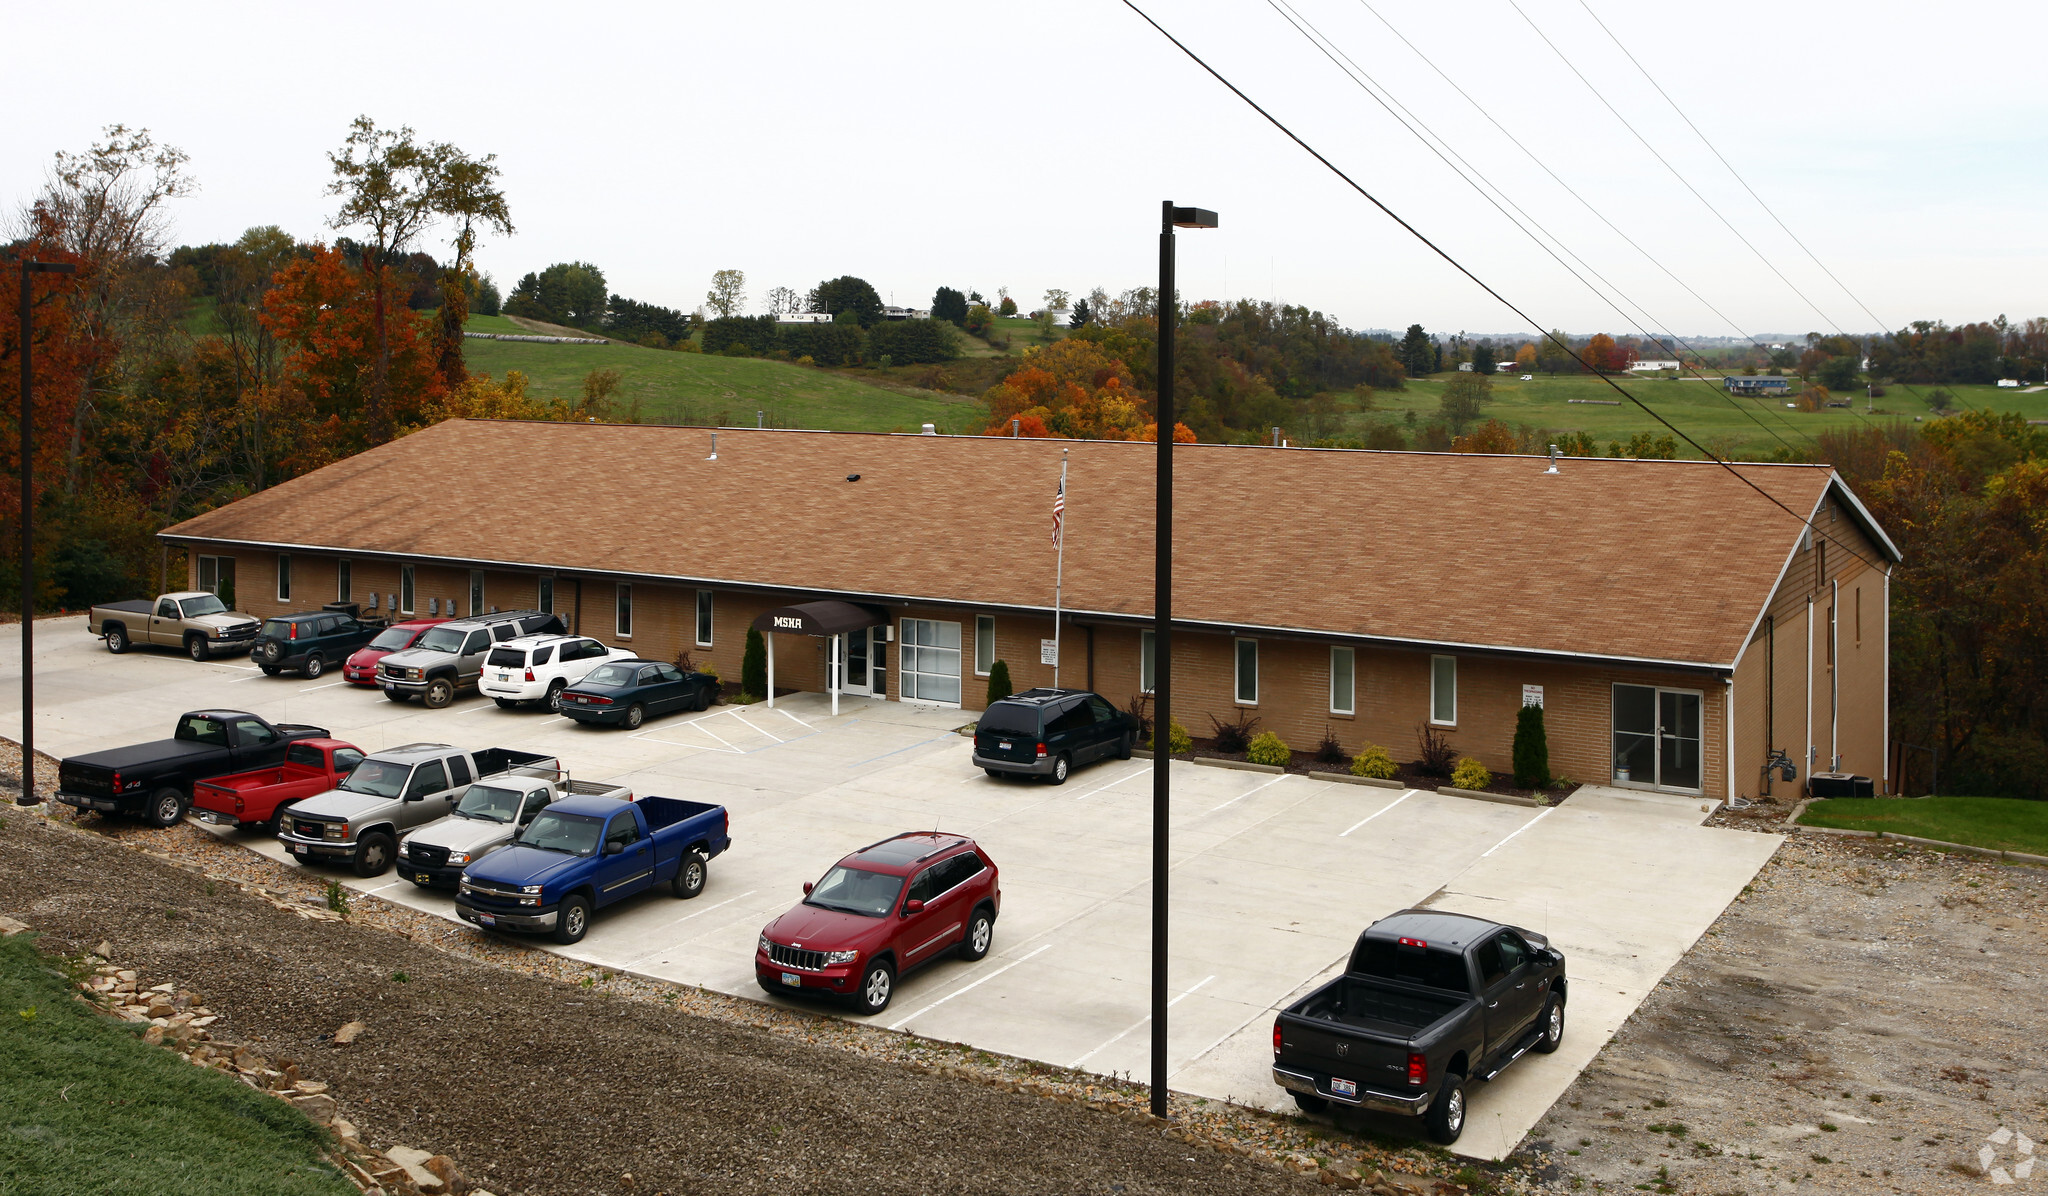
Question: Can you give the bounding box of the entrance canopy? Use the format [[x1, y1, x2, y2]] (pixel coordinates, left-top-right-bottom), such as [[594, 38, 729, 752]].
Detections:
[[751, 600, 886, 638]]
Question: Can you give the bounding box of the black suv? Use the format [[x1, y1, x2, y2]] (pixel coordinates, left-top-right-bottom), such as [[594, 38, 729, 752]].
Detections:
[[252, 603, 389, 678], [972, 688, 1139, 784]]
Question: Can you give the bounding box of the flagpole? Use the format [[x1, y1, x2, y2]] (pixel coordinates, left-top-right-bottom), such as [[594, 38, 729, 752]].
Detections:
[[1052, 450, 1069, 687]]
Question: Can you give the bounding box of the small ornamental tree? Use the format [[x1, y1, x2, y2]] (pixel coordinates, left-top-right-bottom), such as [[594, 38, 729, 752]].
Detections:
[[985, 659, 1014, 705], [1513, 702, 1552, 789], [741, 627, 768, 700]]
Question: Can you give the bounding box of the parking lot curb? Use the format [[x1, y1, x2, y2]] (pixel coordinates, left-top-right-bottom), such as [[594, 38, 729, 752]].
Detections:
[[1787, 806, 2048, 867], [1131, 749, 1153, 760], [1436, 785, 1543, 808], [1192, 757, 1283, 775], [1307, 771, 1403, 790]]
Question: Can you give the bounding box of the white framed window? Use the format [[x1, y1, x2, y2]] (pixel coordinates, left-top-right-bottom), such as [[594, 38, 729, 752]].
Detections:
[[974, 615, 995, 676], [276, 553, 292, 602], [1140, 629, 1156, 694], [615, 583, 633, 638], [400, 565, 415, 614], [696, 589, 714, 647], [1330, 646, 1355, 715], [1234, 638, 1258, 705], [1430, 655, 1457, 725], [900, 618, 961, 706], [196, 555, 236, 606], [336, 559, 351, 603], [537, 576, 554, 614], [469, 570, 485, 618]]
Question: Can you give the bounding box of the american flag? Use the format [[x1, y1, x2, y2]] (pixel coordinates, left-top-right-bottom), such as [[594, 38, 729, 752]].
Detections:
[[1051, 476, 1065, 545]]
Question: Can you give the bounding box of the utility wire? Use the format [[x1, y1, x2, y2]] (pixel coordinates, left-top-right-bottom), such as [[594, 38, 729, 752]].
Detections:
[[1114, 0, 1882, 572], [1265, 0, 1807, 455]]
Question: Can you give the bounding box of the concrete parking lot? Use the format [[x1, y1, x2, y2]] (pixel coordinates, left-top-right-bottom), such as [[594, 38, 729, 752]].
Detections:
[[7, 618, 1783, 1160]]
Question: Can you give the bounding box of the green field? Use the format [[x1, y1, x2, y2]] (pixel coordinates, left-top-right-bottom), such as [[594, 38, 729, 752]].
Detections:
[[1798, 797, 2048, 856], [0, 935, 354, 1195], [462, 315, 982, 433], [1350, 373, 2048, 459]]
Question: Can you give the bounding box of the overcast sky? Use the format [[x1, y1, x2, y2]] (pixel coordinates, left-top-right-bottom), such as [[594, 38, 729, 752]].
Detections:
[[7, 0, 2043, 342]]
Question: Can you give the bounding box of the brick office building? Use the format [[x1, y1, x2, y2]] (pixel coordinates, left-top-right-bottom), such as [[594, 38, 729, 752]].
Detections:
[[158, 419, 1900, 801]]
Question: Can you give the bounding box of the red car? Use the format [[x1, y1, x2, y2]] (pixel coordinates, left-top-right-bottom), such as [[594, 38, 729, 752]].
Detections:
[[342, 618, 449, 686], [757, 832, 1001, 1015], [191, 738, 365, 833]]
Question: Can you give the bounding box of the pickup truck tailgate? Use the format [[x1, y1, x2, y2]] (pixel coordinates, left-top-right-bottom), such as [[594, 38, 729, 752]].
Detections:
[[57, 760, 116, 798], [1277, 1009, 1415, 1085]]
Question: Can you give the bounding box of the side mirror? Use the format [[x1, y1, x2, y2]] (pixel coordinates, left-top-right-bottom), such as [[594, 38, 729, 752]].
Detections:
[[903, 899, 926, 915], [604, 841, 625, 856], [403, 793, 424, 802], [802, 881, 814, 895]]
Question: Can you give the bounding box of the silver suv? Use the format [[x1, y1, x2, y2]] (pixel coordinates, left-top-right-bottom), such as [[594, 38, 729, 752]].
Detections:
[[377, 610, 564, 708]]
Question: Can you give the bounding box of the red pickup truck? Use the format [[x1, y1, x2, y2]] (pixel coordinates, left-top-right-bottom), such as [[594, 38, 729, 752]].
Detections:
[[192, 738, 365, 833]]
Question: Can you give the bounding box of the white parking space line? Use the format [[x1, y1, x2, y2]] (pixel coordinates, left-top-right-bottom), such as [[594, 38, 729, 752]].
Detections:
[[1207, 773, 1293, 813], [1480, 806, 1556, 857], [776, 707, 815, 730], [1075, 763, 1150, 800], [358, 879, 410, 895], [1340, 789, 1415, 836], [228, 674, 266, 683], [1169, 1003, 1279, 1080], [618, 891, 760, 966], [211, 663, 261, 672], [298, 681, 348, 693], [1069, 974, 1215, 1067], [724, 711, 783, 743], [886, 943, 1051, 1031]]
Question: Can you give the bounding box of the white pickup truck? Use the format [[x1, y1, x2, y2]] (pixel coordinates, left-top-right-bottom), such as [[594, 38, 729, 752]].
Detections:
[[398, 769, 633, 890], [476, 633, 637, 712]]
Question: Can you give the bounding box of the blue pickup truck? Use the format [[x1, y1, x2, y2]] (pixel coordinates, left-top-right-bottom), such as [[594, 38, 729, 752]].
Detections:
[[454, 795, 729, 944]]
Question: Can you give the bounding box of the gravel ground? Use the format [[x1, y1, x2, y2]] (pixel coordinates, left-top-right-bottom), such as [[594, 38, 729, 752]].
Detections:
[[0, 738, 1504, 1196], [1524, 803, 2048, 1194]]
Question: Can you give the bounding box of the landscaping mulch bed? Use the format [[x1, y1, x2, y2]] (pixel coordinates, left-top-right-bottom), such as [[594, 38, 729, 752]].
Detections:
[[1178, 738, 1577, 804]]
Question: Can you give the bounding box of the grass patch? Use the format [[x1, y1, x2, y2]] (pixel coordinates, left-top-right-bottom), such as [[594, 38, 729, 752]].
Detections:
[[0, 935, 353, 1195], [1799, 797, 2048, 855]]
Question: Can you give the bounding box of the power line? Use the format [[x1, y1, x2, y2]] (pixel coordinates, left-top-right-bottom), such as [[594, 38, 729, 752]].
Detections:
[[1265, 0, 1809, 455], [1114, 0, 1883, 573]]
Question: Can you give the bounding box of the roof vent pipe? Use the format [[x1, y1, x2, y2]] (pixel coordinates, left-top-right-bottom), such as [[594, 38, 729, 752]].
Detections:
[[1545, 443, 1559, 474], [706, 432, 718, 461], [757, 410, 764, 428], [1271, 426, 1281, 447], [921, 423, 936, 435], [1011, 419, 1020, 437]]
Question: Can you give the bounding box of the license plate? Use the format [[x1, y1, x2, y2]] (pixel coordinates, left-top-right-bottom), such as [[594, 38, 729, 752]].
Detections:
[[478, 914, 496, 926], [497, 673, 510, 681], [999, 741, 1012, 750], [1330, 1077, 1358, 1099], [782, 972, 801, 987], [415, 872, 431, 884]]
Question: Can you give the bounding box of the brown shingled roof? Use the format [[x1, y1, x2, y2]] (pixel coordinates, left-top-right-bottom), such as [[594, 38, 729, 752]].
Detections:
[[159, 419, 1882, 668]]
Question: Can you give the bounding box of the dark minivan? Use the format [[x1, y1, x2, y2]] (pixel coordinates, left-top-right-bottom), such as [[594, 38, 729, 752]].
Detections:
[[252, 603, 387, 678], [972, 688, 1138, 784]]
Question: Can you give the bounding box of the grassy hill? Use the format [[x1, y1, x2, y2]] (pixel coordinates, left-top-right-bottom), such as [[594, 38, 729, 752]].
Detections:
[[1353, 373, 2048, 459], [461, 314, 982, 433]]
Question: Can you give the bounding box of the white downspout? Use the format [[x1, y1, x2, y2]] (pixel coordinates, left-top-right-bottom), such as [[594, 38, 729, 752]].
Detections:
[[830, 633, 840, 717], [1830, 578, 1840, 772], [1724, 676, 1735, 804], [1805, 597, 1815, 789], [1882, 567, 1892, 793], [766, 631, 776, 709]]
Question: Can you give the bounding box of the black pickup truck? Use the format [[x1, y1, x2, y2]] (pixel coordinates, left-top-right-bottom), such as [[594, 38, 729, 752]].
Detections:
[[1272, 910, 1567, 1145], [251, 604, 389, 678], [55, 710, 331, 827]]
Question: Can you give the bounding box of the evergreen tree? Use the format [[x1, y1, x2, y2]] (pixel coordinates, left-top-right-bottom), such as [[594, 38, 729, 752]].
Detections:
[[1512, 702, 1551, 789], [932, 286, 969, 326], [1399, 323, 1435, 378], [1069, 298, 1091, 329], [985, 659, 1014, 705], [742, 627, 768, 700]]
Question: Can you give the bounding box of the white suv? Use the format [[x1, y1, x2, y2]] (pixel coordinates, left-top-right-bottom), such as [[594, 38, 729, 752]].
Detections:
[[478, 635, 636, 711]]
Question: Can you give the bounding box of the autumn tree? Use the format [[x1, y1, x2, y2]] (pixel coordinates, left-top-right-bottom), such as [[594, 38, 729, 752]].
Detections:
[[432, 148, 513, 386], [998, 294, 1018, 317], [1437, 373, 1492, 433], [706, 269, 745, 318], [809, 275, 883, 326]]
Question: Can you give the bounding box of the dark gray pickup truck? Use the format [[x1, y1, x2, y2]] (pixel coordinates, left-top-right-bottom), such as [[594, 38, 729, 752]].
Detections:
[[55, 710, 331, 827], [1271, 910, 1567, 1145]]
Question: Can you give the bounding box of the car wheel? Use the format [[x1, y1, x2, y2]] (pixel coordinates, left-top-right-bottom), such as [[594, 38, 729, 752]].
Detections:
[[1291, 1092, 1330, 1115], [186, 635, 210, 662], [672, 850, 708, 899], [958, 906, 995, 961], [623, 703, 645, 730], [259, 664, 281, 677], [145, 787, 187, 828], [303, 653, 325, 679], [423, 677, 455, 709], [552, 895, 592, 945], [692, 684, 714, 711], [265, 802, 297, 838], [1116, 732, 1133, 760], [105, 626, 129, 654], [493, 697, 518, 709], [1533, 995, 1565, 1054], [546, 680, 567, 712], [385, 689, 411, 703], [1047, 753, 1070, 785], [984, 768, 1003, 779], [854, 960, 895, 1015], [352, 832, 395, 878], [1425, 1074, 1467, 1145]]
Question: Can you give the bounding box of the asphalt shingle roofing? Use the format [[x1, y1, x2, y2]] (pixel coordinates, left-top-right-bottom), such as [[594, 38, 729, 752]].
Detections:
[[160, 419, 1879, 668]]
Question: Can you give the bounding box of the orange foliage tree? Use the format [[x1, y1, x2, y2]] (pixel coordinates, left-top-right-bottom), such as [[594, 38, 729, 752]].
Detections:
[[980, 339, 1177, 441]]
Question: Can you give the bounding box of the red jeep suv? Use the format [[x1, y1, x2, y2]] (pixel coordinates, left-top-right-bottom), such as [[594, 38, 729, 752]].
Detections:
[[757, 832, 1000, 1015]]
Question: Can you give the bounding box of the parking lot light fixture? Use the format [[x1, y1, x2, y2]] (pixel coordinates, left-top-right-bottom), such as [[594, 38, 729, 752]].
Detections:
[[18, 258, 78, 807], [1153, 200, 1216, 1117]]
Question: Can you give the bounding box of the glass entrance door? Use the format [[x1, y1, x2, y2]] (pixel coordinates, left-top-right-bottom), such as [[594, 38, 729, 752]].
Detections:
[[841, 629, 873, 697], [1612, 684, 1704, 791]]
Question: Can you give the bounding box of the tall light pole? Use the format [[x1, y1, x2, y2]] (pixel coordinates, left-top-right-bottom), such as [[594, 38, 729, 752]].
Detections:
[[17, 258, 77, 806], [1152, 200, 1216, 1119]]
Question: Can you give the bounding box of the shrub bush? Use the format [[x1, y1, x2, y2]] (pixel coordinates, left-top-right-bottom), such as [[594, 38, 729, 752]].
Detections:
[[985, 659, 1013, 705], [1512, 703, 1551, 789], [1351, 744, 1397, 779], [778, 322, 865, 367], [1246, 731, 1291, 767], [1126, 694, 1153, 746], [1151, 719, 1192, 755], [1416, 724, 1457, 777], [864, 318, 958, 364], [1450, 756, 1492, 790], [1209, 710, 1261, 754], [703, 315, 778, 355], [741, 627, 767, 700], [676, 337, 701, 353], [795, 355, 815, 367], [1315, 725, 1346, 764]]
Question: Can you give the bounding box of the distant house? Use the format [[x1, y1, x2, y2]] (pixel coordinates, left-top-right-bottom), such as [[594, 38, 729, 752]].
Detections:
[[777, 312, 833, 325], [880, 306, 932, 321], [1996, 378, 2021, 388], [1457, 361, 1474, 372], [1631, 360, 1683, 372], [1725, 376, 1790, 395]]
